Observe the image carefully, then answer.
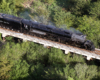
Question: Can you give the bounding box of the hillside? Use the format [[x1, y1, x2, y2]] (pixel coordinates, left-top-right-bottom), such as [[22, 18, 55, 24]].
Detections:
[[0, 0, 100, 80]]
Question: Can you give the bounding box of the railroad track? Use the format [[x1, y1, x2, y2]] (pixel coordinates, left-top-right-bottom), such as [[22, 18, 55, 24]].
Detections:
[[0, 27, 100, 60]]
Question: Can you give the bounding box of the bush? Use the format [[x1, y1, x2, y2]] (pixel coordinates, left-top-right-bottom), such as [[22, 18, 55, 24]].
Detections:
[[5, 36, 13, 41]]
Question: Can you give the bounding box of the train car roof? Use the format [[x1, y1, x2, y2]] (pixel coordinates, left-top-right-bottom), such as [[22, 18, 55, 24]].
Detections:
[[2, 14, 22, 22]]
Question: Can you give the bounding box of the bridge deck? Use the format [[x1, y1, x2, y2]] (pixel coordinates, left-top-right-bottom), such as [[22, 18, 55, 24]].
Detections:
[[0, 27, 100, 60]]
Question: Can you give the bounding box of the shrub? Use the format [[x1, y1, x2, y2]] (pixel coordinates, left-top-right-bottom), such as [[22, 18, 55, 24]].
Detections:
[[5, 36, 13, 41]]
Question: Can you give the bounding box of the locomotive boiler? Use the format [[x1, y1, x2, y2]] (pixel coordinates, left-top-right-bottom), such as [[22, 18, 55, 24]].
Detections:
[[0, 13, 95, 51]]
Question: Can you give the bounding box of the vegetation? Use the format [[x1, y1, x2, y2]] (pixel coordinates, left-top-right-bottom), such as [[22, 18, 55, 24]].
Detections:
[[0, 42, 99, 80], [0, 0, 100, 80]]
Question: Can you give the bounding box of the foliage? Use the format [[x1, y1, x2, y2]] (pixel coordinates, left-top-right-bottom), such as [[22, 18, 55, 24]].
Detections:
[[43, 67, 65, 80], [0, 0, 100, 80], [76, 16, 100, 47], [5, 36, 13, 41], [89, 1, 100, 18], [53, 9, 75, 27], [0, 0, 24, 15], [41, 0, 55, 4], [0, 0, 17, 15], [65, 53, 85, 63], [66, 0, 91, 15], [75, 63, 97, 80], [8, 60, 29, 80], [0, 54, 12, 80], [0, 42, 30, 80], [29, 63, 45, 80], [0, 41, 99, 80], [0, 33, 2, 41], [31, 0, 50, 18]]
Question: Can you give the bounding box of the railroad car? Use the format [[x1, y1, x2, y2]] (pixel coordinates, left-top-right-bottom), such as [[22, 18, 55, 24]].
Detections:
[[0, 13, 95, 51]]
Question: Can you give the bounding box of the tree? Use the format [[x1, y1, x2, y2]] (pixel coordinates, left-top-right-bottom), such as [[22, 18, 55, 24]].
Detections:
[[66, 0, 91, 15], [89, 1, 100, 18], [0, 56, 12, 80], [76, 15, 100, 47], [75, 63, 97, 80], [53, 8, 75, 27], [8, 60, 29, 80], [0, 42, 31, 79], [0, 0, 17, 15], [41, 0, 55, 4]]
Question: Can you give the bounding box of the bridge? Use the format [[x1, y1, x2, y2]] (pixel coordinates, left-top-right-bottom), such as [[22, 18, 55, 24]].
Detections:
[[0, 27, 100, 60]]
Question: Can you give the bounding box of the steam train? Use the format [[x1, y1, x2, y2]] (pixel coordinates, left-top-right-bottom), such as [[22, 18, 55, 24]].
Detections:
[[0, 13, 95, 51]]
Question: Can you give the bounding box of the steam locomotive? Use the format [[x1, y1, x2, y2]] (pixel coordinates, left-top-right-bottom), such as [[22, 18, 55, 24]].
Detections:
[[0, 13, 95, 51]]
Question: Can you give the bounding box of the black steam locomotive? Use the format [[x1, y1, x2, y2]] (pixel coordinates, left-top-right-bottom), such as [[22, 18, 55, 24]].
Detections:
[[0, 13, 95, 51]]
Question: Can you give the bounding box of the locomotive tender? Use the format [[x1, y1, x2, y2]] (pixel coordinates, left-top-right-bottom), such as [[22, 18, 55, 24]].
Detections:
[[0, 13, 95, 51]]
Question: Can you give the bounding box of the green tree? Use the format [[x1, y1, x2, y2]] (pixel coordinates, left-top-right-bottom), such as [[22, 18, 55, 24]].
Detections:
[[41, 0, 55, 4], [66, 0, 91, 15], [89, 1, 100, 18], [0, 42, 30, 79], [75, 63, 97, 80], [0, 55, 12, 80], [0, 0, 17, 15], [53, 8, 75, 27], [8, 60, 29, 80], [31, 0, 50, 18], [76, 15, 100, 47]]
